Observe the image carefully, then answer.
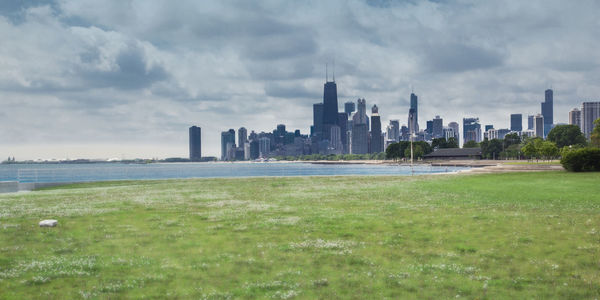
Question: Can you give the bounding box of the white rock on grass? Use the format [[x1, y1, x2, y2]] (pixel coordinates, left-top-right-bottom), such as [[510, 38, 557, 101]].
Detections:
[[39, 220, 58, 227]]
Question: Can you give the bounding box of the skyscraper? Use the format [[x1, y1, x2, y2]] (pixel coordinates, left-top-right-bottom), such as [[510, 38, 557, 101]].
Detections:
[[569, 108, 581, 129], [582, 102, 600, 138], [351, 123, 369, 154], [432, 116, 443, 138], [410, 93, 419, 133], [387, 120, 400, 142], [221, 129, 235, 160], [322, 80, 339, 138], [351, 98, 369, 154], [534, 114, 544, 138], [528, 115, 534, 130], [425, 120, 433, 135], [408, 108, 417, 135], [541, 89, 553, 137], [258, 137, 270, 158], [329, 125, 343, 153], [276, 124, 286, 137], [344, 101, 355, 117], [312, 103, 323, 138], [510, 114, 522, 132], [238, 127, 248, 160], [352, 98, 369, 129], [463, 117, 481, 144], [448, 122, 460, 141], [338, 112, 348, 153], [370, 105, 383, 153], [238, 127, 247, 149], [189, 126, 201, 161]]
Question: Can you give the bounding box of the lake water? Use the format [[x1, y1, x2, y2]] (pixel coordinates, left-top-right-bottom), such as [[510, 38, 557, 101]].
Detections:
[[0, 162, 468, 183]]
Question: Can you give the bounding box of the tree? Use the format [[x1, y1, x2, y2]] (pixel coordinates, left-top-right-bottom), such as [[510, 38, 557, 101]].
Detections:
[[547, 124, 587, 148], [521, 140, 538, 161], [539, 141, 559, 160], [431, 138, 447, 149], [432, 137, 458, 149], [414, 141, 433, 155], [481, 138, 503, 159], [503, 133, 521, 149], [404, 144, 424, 159], [591, 118, 600, 148], [463, 140, 479, 148], [446, 137, 459, 148]]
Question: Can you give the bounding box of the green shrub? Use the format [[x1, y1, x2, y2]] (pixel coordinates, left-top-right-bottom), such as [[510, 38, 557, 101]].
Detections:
[[560, 148, 600, 172]]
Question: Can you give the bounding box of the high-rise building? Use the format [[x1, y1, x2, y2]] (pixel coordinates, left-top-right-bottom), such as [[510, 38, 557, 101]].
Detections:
[[276, 124, 286, 137], [582, 102, 600, 138], [344, 101, 355, 117], [351, 123, 369, 154], [510, 114, 523, 132], [448, 122, 460, 141], [258, 137, 271, 158], [370, 105, 383, 153], [541, 89, 553, 137], [410, 93, 419, 132], [432, 116, 443, 138], [485, 125, 494, 132], [312, 103, 323, 137], [329, 125, 343, 153], [352, 98, 369, 129], [322, 80, 339, 137], [238, 127, 247, 150], [221, 129, 236, 160], [400, 125, 409, 141], [408, 108, 417, 135], [528, 115, 534, 130], [337, 113, 348, 153], [534, 114, 544, 138], [350, 98, 369, 154], [387, 120, 400, 142], [569, 108, 582, 129], [243, 142, 250, 160], [189, 126, 201, 161], [443, 127, 455, 141], [249, 140, 259, 160], [488, 128, 512, 140], [425, 120, 433, 135], [463, 117, 481, 144]]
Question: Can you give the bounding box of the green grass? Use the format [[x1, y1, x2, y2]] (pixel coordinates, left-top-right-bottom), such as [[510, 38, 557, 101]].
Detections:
[[1, 172, 599, 299], [503, 160, 561, 165]]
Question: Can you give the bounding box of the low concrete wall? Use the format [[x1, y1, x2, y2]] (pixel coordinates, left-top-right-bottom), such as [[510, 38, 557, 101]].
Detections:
[[0, 181, 19, 193], [18, 182, 74, 191], [0, 182, 74, 193]]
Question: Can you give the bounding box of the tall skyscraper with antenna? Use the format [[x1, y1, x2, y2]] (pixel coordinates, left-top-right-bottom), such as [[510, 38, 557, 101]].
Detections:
[[322, 65, 339, 139], [409, 93, 419, 134], [541, 89, 553, 137]]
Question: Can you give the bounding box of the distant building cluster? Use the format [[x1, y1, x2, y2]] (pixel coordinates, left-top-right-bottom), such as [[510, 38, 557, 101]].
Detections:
[[189, 75, 600, 160]]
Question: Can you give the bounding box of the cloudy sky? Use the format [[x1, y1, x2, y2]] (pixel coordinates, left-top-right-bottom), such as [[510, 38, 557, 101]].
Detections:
[[1, 0, 599, 160]]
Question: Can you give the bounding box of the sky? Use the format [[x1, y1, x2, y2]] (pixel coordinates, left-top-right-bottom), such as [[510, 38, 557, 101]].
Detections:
[[1, 0, 599, 160]]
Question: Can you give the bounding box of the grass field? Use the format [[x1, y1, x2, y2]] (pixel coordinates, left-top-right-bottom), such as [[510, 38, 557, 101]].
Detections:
[[503, 161, 561, 165], [1, 172, 599, 299]]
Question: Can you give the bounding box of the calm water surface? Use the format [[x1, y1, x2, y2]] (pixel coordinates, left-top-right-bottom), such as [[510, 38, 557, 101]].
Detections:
[[0, 162, 469, 183]]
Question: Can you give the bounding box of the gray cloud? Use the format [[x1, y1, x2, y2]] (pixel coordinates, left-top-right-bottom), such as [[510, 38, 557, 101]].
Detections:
[[423, 43, 505, 72], [1, 0, 600, 159]]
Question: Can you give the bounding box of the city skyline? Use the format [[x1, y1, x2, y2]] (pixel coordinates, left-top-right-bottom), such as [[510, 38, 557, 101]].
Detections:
[[2, 1, 600, 160]]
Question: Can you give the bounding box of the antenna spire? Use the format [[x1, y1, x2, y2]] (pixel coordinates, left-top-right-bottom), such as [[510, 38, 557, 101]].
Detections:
[[332, 59, 335, 82], [326, 63, 328, 82]]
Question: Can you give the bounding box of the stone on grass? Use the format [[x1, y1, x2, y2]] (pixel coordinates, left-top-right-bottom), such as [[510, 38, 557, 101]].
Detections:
[[39, 220, 58, 227]]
